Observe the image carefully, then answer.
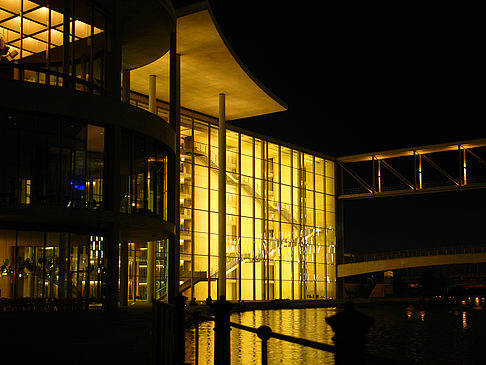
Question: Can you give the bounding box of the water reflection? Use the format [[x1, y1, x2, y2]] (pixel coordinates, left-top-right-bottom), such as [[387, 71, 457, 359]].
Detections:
[[185, 303, 486, 364], [404, 305, 425, 322], [185, 308, 338, 365]]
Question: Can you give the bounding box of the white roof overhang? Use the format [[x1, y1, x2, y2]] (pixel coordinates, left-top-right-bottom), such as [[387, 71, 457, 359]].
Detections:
[[130, 3, 287, 121]]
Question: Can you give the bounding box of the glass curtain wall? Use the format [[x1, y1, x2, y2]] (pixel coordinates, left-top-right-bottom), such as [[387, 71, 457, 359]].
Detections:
[[0, 111, 104, 209], [125, 240, 167, 301], [0, 229, 103, 301], [179, 115, 336, 301], [0, 0, 106, 93], [119, 129, 168, 218]]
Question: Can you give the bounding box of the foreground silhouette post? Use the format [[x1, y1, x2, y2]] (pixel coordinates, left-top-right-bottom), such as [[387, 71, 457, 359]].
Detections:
[[325, 301, 374, 364], [212, 295, 232, 365], [174, 293, 188, 364], [256, 325, 272, 365]]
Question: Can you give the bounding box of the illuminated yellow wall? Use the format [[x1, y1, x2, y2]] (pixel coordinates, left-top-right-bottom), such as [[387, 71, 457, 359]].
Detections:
[[180, 115, 336, 301]]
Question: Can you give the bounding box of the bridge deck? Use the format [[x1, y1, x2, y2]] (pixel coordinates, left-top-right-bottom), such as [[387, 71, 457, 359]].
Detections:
[[338, 252, 486, 277]]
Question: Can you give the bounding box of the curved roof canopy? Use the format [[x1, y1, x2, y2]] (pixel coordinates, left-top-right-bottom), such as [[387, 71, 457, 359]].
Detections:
[[121, 0, 176, 70], [130, 3, 287, 121]]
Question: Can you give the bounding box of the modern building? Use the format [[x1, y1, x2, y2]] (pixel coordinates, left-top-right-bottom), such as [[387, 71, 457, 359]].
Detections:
[[0, 0, 336, 310]]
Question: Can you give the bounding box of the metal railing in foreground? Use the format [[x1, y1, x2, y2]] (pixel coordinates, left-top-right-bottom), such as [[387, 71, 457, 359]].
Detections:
[[152, 297, 186, 365], [153, 295, 401, 365], [0, 297, 98, 312], [228, 321, 394, 365]]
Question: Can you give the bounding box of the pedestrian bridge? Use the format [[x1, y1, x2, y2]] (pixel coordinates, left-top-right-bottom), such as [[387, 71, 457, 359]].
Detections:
[[337, 246, 486, 278]]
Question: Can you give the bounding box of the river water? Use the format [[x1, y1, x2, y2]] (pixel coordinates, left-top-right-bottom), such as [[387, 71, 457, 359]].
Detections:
[[185, 300, 486, 364]]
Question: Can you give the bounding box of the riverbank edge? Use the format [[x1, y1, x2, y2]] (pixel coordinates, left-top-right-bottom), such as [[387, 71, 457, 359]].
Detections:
[[184, 297, 423, 326]]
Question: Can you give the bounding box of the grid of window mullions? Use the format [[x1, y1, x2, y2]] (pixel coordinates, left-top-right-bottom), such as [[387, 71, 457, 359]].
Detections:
[[181, 117, 334, 301], [1, 4, 63, 52], [0, 0, 107, 91], [0, 1, 101, 54]]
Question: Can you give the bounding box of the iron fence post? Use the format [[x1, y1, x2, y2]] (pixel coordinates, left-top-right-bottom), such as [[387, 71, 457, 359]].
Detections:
[[257, 325, 272, 365], [174, 293, 188, 364], [152, 301, 161, 365], [213, 295, 232, 365], [193, 310, 201, 365]]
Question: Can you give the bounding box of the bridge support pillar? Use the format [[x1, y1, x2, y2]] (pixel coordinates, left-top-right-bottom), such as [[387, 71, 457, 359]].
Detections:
[[336, 199, 345, 300]]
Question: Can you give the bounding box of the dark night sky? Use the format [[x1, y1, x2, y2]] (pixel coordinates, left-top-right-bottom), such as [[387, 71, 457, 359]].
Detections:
[[178, 2, 486, 254]]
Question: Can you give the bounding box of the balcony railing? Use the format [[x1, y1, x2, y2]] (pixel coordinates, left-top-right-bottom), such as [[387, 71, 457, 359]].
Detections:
[[0, 62, 105, 94]]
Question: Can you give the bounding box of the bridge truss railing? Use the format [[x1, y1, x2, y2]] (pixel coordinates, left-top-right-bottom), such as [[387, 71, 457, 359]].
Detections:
[[347, 245, 486, 263], [337, 138, 486, 199]]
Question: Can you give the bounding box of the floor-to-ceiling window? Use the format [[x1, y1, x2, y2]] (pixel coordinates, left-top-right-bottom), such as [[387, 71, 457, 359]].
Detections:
[[0, 229, 103, 302], [0, 110, 104, 209], [119, 129, 168, 218], [179, 114, 336, 301], [125, 240, 167, 301]]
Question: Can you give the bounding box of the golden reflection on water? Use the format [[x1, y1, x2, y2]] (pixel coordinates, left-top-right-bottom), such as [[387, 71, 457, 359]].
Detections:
[[405, 305, 425, 322], [185, 308, 338, 365]]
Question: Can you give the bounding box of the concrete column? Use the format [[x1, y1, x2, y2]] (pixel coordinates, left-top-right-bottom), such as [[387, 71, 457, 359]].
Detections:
[[103, 124, 121, 311], [62, 0, 71, 85], [218, 93, 226, 298], [147, 73, 157, 303], [104, 0, 122, 100], [122, 69, 130, 103], [58, 232, 67, 299], [336, 197, 345, 300], [147, 241, 155, 302], [119, 242, 128, 306], [149, 74, 156, 114], [104, 224, 120, 312], [167, 29, 181, 304]]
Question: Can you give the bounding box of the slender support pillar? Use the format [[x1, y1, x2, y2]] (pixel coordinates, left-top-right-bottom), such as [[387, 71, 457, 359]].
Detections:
[[122, 69, 130, 103], [147, 241, 155, 302], [104, 0, 122, 100], [62, 0, 71, 87], [168, 29, 181, 304], [335, 160, 345, 300], [147, 74, 157, 303], [336, 199, 345, 300], [104, 223, 120, 312], [218, 93, 226, 298], [120, 242, 128, 306], [58, 232, 66, 299], [149, 74, 156, 114], [104, 124, 121, 310]]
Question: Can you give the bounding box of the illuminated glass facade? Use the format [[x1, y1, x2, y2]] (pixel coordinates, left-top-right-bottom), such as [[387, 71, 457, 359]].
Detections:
[[0, 111, 105, 207], [0, 110, 171, 304], [0, 0, 106, 92], [1, 0, 337, 308], [0, 230, 104, 301], [125, 241, 167, 302], [0, 0, 177, 309], [178, 113, 336, 301]]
